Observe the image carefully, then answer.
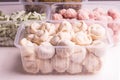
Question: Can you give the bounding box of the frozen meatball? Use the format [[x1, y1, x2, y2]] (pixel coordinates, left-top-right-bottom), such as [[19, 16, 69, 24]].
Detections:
[[93, 8, 106, 15], [63, 8, 77, 19], [108, 21, 120, 33], [52, 13, 63, 20], [59, 9, 67, 16], [108, 9, 120, 20], [77, 9, 89, 20]]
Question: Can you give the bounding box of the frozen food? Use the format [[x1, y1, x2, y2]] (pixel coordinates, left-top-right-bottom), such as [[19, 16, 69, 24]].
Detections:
[[15, 20, 110, 74]]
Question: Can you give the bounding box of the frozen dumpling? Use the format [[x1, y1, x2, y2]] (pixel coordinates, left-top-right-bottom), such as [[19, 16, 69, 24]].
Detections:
[[73, 31, 92, 45], [39, 59, 53, 73], [87, 40, 107, 57], [70, 46, 87, 64], [36, 42, 55, 59], [56, 40, 75, 58], [88, 24, 106, 40], [52, 55, 69, 73], [67, 61, 82, 74], [82, 53, 101, 73]]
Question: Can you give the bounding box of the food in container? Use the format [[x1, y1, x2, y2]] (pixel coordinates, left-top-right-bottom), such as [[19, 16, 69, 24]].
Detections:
[[14, 20, 111, 74], [51, 2, 120, 46], [0, 3, 49, 46]]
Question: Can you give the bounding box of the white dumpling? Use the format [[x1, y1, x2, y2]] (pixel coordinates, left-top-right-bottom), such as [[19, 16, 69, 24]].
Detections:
[[56, 40, 75, 58], [58, 20, 73, 32], [88, 24, 106, 40], [52, 55, 69, 73], [30, 22, 40, 34], [67, 61, 82, 74], [39, 59, 53, 74], [36, 42, 55, 59], [22, 57, 40, 74], [40, 22, 56, 35], [70, 46, 87, 64], [82, 53, 101, 73], [20, 38, 37, 58], [27, 34, 41, 45], [35, 30, 49, 42], [73, 31, 92, 46], [87, 40, 107, 57], [72, 21, 88, 32]]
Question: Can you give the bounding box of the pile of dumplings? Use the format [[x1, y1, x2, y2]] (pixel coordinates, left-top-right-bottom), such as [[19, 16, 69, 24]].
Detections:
[[20, 20, 108, 74]]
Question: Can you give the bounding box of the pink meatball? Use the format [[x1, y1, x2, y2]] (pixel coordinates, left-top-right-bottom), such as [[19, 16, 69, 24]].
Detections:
[[95, 15, 113, 21], [59, 9, 67, 16], [52, 13, 63, 20], [77, 9, 89, 20], [107, 16, 113, 21], [63, 8, 77, 19], [108, 9, 120, 20], [108, 21, 120, 32], [95, 15, 108, 21], [113, 33, 120, 45], [89, 12, 95, 20], [93, 8, 106, 15]]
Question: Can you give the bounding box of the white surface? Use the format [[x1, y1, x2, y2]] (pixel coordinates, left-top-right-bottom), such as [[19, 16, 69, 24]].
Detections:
[[0, 46, 119, 80]]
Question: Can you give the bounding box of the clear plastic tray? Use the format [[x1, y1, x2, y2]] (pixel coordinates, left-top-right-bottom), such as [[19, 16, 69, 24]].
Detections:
[[0, 2, 50, 47], [50, 2, 120, 46], [14, 20, 112, 74], [50, 2, 119, 19]]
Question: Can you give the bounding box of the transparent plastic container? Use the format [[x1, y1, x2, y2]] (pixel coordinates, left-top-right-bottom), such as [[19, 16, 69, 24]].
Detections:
[[50, 2, 119, 20], [14, 20, 112, 74], [50, 2, 120, 46], [0, 2, 50, 47]]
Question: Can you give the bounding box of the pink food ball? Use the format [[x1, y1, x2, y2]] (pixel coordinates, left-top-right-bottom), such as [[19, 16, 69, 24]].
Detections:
[[77, 9, 89, 20], [95, 15, 113, 21], [95, 15, 108, 21], [59, 9, 67, 16], [52, 13, 63, 20], [63, 8, 77, 19], [93, 8, 106, 15], [108, 21, 120, 32], [113, 34, 120, 45], [107, 16, 113, 21], [108, 9, 120, 20], [89, 12, 95, 19]]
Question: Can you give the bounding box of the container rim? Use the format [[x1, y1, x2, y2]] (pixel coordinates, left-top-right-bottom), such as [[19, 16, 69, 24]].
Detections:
[[51, 2, 120, 7], [0, 2, 49, 6]]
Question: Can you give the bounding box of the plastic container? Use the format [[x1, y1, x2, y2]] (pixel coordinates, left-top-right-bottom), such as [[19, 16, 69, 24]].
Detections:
[[51, 2, 119, 19], [0, 2, 50, 47], [50, 2, 120, 46], [14, 20, 112, 74]]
